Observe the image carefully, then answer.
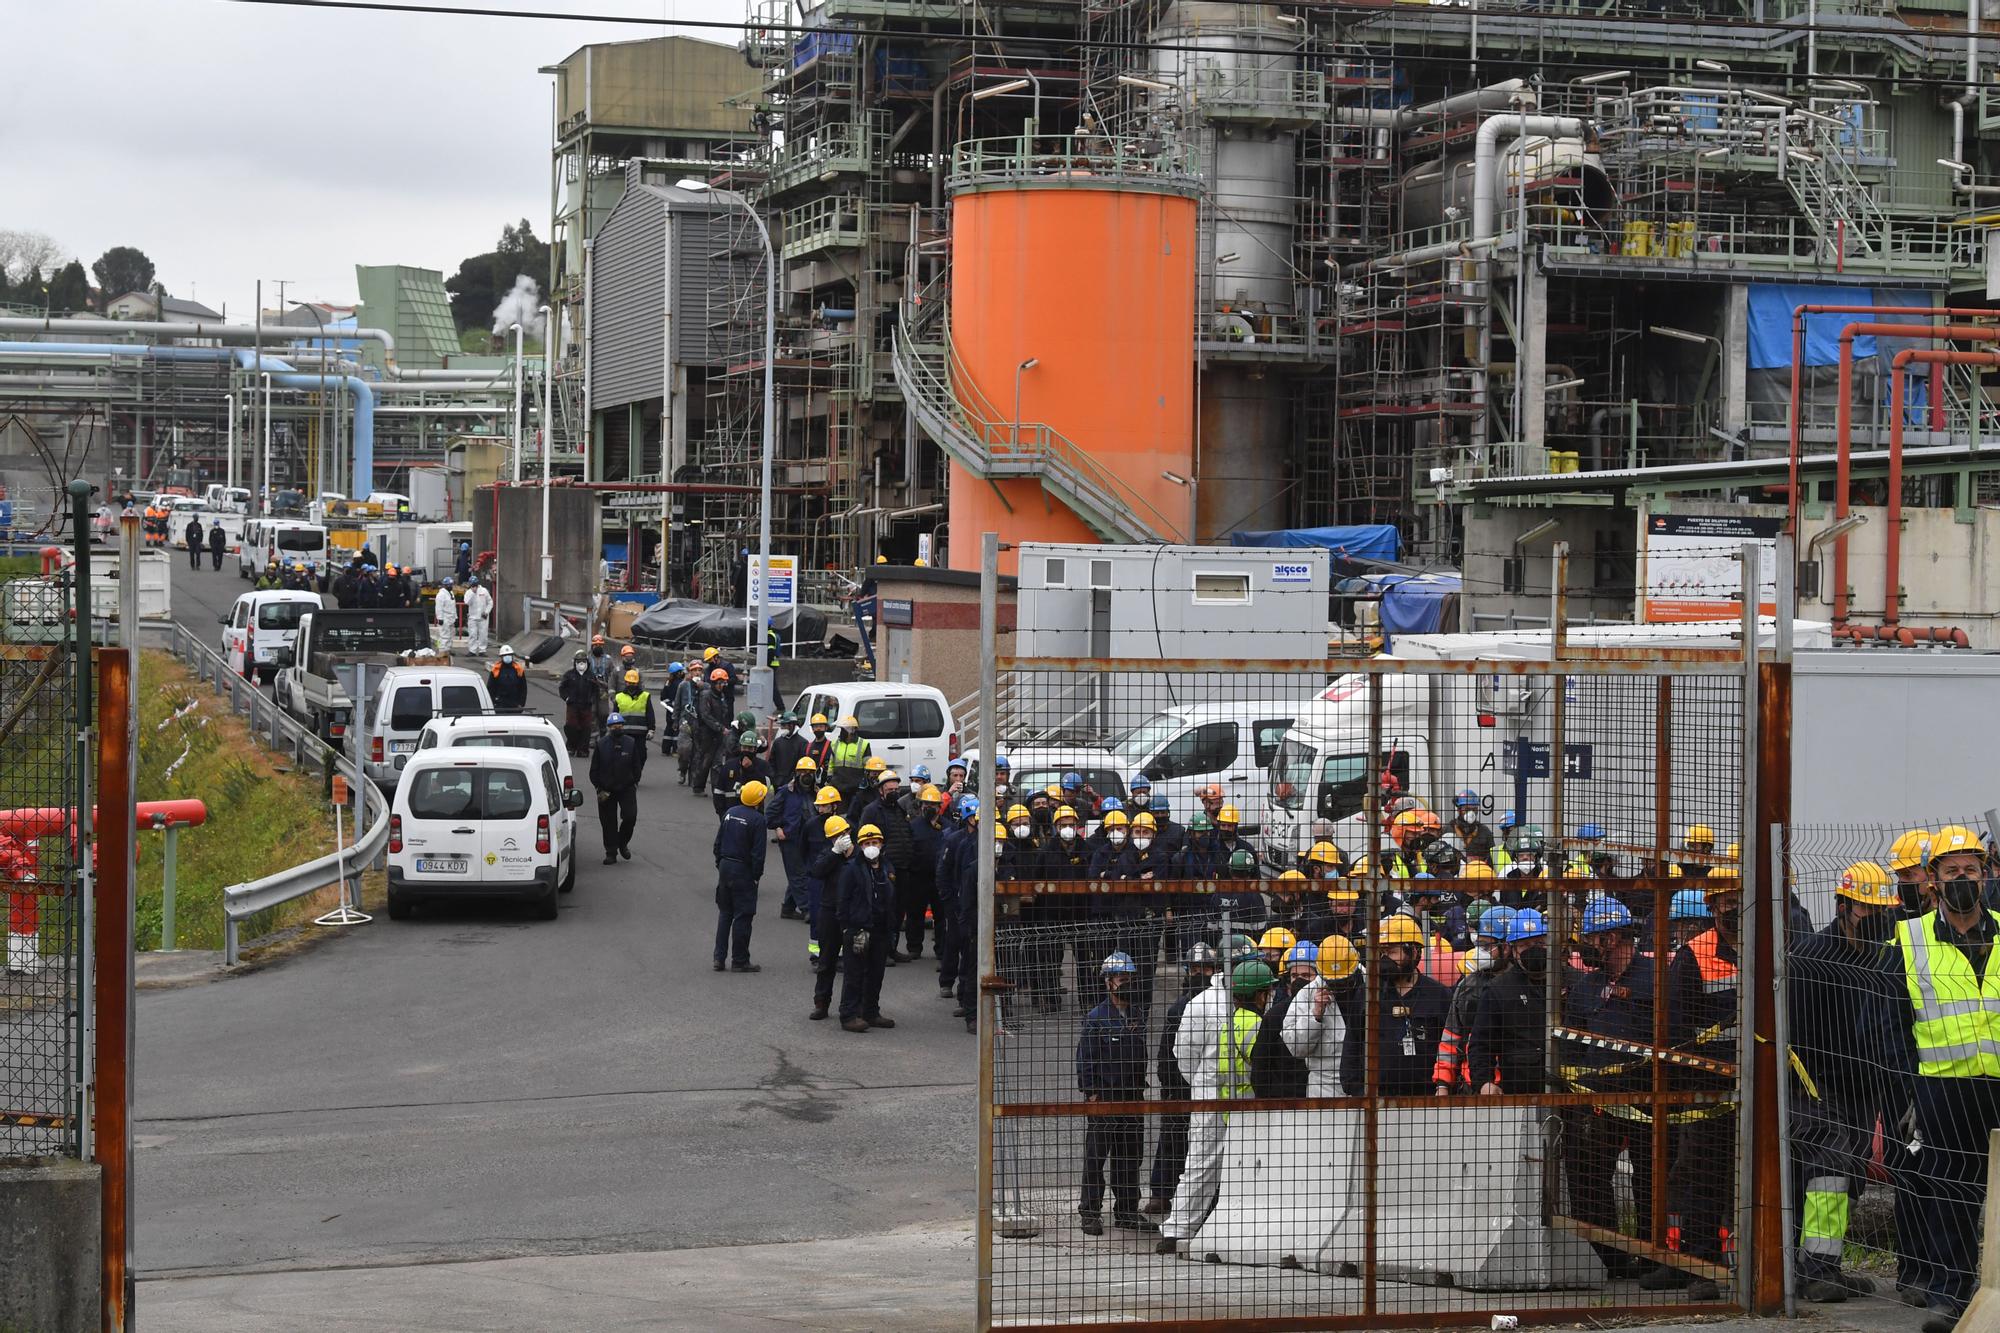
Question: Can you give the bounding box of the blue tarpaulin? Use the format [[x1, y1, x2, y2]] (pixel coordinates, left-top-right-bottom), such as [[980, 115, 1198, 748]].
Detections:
[[1746, 285, 1932, 370], [1376, 573, 1461, 646], [1230, 524, 1400, 564]]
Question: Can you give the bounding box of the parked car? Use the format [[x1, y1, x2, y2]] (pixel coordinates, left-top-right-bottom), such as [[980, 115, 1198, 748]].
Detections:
[[386, 748, 582, 919], [362, 665, 493, 788], [221, 589, 324, 684], [790, 681, 956, 779], [1112, 699, 1309, 834]]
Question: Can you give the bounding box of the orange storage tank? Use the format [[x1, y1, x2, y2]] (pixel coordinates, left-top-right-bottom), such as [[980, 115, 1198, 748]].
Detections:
[[946, 176, 1197, 572]]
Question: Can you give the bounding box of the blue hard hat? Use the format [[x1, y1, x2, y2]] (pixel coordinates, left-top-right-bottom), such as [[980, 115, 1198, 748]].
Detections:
[[1284, 940, 1320, 968], [1100, 950, 1139, 976], [1669, 889, 1711, 921], [667, 661, 684, 674], [1506, 908, 1549, 944], [958, 795, 980, 820], [1454, 789, 1480, 808], [1411, 872, 1435, 880], [992, 755, 1010, 771], [911, 764, 932, 782], [1499, 811, 1519, 831], [1130, 771, 1153, 790], [1061, 771, 1082, 791], [1581, 897, 1636, 935], [1097, 796, 1123, 814], [1478, 905, 1517, 942], [1578, 823, 1607, 841]]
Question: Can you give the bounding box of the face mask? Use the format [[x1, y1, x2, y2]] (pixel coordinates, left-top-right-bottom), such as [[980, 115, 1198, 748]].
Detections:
[[1010, 825, 1030, 840], [1470, 946, 1496, 970], [1107, 830, 1127, 846], [1131, 793, 1149, 809], [1853, 911, 1893, 944], [1519, 945, 1549, 975], [1943, 878, 1982, 914], [1058, 826, 1078, 843], [995, 783, 1010, 800], [862, 843, 882, 862], [833, 834, 853, 855], [1378, 954, 1414, 980], [1133, 836, 1153, 851]]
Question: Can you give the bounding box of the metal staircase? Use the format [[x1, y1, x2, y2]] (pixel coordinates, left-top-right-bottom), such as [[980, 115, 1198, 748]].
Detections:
[[1782, 116, 1889, 261], [891, 278, 1184, 545]]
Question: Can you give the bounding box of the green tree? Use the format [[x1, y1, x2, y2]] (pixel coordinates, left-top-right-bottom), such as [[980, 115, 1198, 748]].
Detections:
[[91, 245, 155, 301], [445, 219, 551, 333], [45, 260, 90, 313], [11, 264, 45, 309]]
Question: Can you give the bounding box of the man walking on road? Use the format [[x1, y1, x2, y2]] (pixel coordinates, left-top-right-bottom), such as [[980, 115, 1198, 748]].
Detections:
[[207, 519, 226, 569], [713, 780, 770, 973], [184, 516, 204, 569], [463, 576, 493, 656], [432, 578, 456, 653], [589, 714, 645, 864]]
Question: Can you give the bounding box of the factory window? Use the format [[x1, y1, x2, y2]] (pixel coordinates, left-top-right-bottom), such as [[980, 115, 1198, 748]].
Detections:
[[1191, 571, 1251, 605], [1089, 559, 1112, 588], [1042, 557, 1066, 588]]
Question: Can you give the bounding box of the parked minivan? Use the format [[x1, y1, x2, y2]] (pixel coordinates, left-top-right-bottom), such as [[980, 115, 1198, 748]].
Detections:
[[363, 666, 493, 788], [386, 748, 582, 920], [220, 589, 323, 683], [415, 714, 576, 806], [1113, 700, 1309, 834], [790, 682, 956, 778], [244, 520, 329, 576]]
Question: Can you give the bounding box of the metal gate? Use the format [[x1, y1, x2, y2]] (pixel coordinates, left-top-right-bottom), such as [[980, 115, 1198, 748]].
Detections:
[[970, 537, 1790, 1329]]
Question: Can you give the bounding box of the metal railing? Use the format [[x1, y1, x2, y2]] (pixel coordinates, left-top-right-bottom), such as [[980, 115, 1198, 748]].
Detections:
[[947, 134, 1203, 195], [151, 621, 389, 965]]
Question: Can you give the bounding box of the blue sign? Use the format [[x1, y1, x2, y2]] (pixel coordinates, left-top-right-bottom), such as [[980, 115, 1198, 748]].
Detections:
[[1503, 740, 1594, 780]]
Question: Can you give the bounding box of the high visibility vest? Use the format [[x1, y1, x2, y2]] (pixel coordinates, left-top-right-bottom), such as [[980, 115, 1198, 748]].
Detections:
[[613, 689, 650, 716], [830, 738, 870, 773], [1897, 910, 2000, 1078], [1217, 1007, 1259, 1101]]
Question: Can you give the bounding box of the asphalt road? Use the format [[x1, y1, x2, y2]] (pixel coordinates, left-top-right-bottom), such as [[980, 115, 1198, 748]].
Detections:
[[137, 560, 976, 1279]]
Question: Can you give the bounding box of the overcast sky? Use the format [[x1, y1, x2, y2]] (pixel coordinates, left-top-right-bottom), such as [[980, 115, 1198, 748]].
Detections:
[[2, 0, 741, 317]]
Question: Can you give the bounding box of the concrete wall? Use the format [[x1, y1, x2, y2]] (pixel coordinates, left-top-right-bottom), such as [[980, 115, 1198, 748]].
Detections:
[[0, 1158, 101, 1333], [475, 484, 601, 638], [1460, 505, 1636, 630], [869, 567, 1016, 707], [1798, 504, 2000, 648]]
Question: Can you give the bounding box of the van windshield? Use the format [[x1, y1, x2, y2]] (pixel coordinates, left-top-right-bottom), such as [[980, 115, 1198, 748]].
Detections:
[[1270, 739, 1410, 822], [1113, 713, 1182, 767]]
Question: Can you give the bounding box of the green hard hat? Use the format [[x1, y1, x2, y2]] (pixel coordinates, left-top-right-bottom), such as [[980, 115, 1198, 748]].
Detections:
[[1230, 959, 1278, 998], [737, 710, 758, 730], [1188, 812, 1213, 832], [1228, 848, 1257, 873], [1519, 823, 1546, 847], [779, 710, 800, 724], [1225, 933, 1259, 964], [739, 731, 761, 751]]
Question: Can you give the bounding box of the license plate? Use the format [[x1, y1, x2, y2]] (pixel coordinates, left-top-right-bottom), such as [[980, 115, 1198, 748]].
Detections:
[[391, 741, 416, 753], [416, 857, 467, 874]]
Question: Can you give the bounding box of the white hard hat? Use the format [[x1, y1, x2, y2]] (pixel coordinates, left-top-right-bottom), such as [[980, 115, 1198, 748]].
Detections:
[[499, 643, 515, 656]]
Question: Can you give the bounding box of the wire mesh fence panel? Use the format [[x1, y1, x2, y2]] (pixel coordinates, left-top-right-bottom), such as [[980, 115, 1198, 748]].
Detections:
[[0, 613, 86, 1158], [980, 657, 1759, 1329], [1781, 817, 2000, 1321]]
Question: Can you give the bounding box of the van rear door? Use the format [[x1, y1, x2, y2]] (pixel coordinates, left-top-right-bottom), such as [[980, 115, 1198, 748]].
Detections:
[[401, 763, 482, 882], [478, 765, 541, 884]]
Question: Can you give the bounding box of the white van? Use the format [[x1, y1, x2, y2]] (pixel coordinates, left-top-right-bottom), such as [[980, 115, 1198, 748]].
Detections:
[[1112, 700, 1307, 834], [363, 665, 494, 788], [791, 682, 956, 778], [248, 520, 329, 575], [220, 589, 323, 682], [386, 748, 582, 920], [959, 745, 1127, 815], [415, 715, 576, 807]]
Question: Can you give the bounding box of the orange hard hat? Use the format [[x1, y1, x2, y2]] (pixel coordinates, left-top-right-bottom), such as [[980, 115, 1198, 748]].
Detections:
[[709, 667, 729, 681]]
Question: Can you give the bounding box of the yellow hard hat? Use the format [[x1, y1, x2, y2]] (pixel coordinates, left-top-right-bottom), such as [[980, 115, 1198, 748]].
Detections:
[[919, 784, 943, 804], [703, 647, 720, 660], [1704, 865, 1741, 892], [740, 780, 769, 808], [1725, 842, 1740, 861], [1348, 855, 1373, 877], [794, 755, 818, 772], [823, 815, 850, 838], [1217, 804, 1240, 826], [838, 714, 858, 728], [1054, 804, 1079, 823], [1930, 825, 1987, 864], [1461, 861, 1496, 879], [1132, 812, 1157, 830], [1307, 840, 1342, 866], [1044, 783, 1063, 799], [1684, 823, 1716, 847], [1326, 882, 1360, 905], [875, 554, 888, 564], [913, 558, 927, 567], [857, 823, 883, 841], [1278, 869, 1307, 883], [994, 823, 1008, 842], [1378, 914, 1426, 950], [809, 713, 829, 726], [1317, 935, 1361, 981], [1101, 809, 1129, 829], [1667, 864, 1685, 878], [1836, 861, 1898, 906], [815, 785, 844, 808], [1005, 803, 1031, 823], [1888, 829, 1933, 872], [1258, 926, 1298, 953], [623, 669, 641, 686], [864, 755, 887, 772]]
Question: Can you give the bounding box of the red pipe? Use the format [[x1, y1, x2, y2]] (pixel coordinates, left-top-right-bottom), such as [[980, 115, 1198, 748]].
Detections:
[[1787, 305, 1995, 533], [0, 800, 209, 840], [1832, 323, 2000, 628], [1886, 348, 2000, 629]]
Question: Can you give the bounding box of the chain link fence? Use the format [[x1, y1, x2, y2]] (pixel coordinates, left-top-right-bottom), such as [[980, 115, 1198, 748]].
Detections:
[[977, 649, 1767, 1329], [0, 569, 86, 1158]]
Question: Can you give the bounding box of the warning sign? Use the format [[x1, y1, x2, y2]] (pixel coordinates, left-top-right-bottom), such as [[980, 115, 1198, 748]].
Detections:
[[1640, 511, 1780, 623]]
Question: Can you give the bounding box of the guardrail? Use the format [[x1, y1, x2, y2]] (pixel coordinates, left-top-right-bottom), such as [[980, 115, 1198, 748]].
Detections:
[[148, 621, 390, 965]]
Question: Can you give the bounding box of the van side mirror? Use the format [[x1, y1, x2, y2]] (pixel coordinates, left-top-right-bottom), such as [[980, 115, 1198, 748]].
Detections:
[[219, 613, 229, 624], [564, 789, 585, 811], [273, 646, 295, 668]]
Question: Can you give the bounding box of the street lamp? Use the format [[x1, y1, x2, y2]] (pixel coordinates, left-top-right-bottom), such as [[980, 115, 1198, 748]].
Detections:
[[1013, 357, 1039, 454], [510, 321, 525, 483], [678, 176, 778, 711], [539, 302, 554, 599]]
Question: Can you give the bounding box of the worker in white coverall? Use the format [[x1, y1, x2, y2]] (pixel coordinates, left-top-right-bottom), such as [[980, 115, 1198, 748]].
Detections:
[[433, 579, 457, 654], [463, 576, 493, 656], [1154, 936, 1246, 1255], [1282, 934, 1364, 1096]]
